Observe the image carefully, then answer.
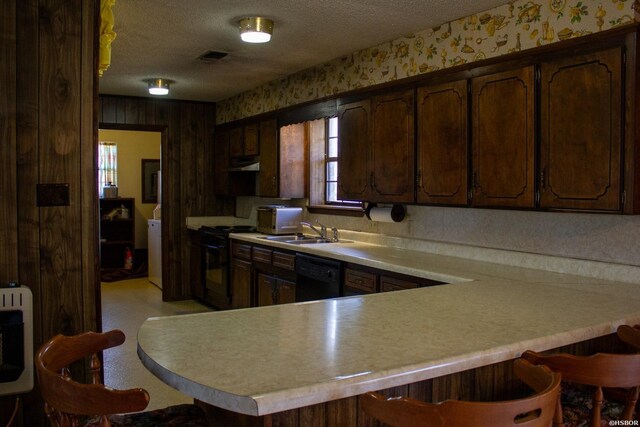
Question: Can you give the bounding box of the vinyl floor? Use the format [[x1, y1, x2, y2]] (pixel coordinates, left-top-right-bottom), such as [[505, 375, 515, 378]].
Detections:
[[101, 278, 212, 410]]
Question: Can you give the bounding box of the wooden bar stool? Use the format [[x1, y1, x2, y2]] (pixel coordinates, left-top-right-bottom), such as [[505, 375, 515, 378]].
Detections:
[[36, 329, 208, 427], [360, 358, 560, 427], [617, 324, 640, 350], [606, 324, 640, 415], [522, 337, 640, 427]]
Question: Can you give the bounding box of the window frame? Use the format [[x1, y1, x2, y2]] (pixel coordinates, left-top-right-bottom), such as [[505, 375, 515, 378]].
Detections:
[[307, 117, 364, 216], [98, 141, 118, 197]]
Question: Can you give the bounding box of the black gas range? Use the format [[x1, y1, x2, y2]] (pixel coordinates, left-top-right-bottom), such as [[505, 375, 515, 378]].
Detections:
[[193, 225, 256, 309], [199, 225, 256, 241]]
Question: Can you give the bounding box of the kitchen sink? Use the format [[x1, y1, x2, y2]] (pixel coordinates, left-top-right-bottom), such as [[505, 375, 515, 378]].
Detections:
[[258, 234, 332, 244]]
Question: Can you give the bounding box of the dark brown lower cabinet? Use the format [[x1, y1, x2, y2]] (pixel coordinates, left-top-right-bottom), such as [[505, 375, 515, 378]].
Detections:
[[343, 268, 377, 296], [344, 264, 444, 297], [380, 276, 419, 292], [231, 258, 252, 309], [257, 273, 296, 306]]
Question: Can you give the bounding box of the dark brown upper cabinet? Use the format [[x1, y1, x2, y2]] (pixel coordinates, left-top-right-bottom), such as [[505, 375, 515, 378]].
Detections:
[[230, 123, 259, 158], [259, 119, 278, 197], [259, 120, 306, 198], [337, 99, 371, 201], [216, 127, 257, 196], [471, 66, 535, 209], [338, 90, 415, 203], [539, 47, 623, 212], [370, 90, 415, 203], [417, 80, 468, 206]]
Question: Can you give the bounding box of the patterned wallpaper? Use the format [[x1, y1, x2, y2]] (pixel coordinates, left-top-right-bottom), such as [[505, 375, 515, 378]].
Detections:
[[216, 0, 638, 124]]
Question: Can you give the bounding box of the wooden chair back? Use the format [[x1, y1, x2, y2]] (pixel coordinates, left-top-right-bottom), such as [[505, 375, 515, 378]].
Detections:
[[360, 358, 560, 427], [522, 348, 640, 426], [36, 330, 150, 427], [617, 324, 640, 350]]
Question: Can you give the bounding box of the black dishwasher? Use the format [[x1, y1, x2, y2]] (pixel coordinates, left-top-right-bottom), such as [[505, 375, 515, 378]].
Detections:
[[295, 254, 342, 302]]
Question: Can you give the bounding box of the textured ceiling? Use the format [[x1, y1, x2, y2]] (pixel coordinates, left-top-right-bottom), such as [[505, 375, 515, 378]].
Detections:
[[99, 0, 511, 103]]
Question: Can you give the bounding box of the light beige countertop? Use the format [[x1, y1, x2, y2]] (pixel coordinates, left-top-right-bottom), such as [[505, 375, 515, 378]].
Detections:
[[138, 232, 640, 416], [185, 216, 255, 230]]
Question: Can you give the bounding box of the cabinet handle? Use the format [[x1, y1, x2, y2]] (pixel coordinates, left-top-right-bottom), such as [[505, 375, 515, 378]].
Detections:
[[369, 172, 374, 189], [272, 285, 279, 304], [416, 170, 422, 190], [540, 168, 546, 189]]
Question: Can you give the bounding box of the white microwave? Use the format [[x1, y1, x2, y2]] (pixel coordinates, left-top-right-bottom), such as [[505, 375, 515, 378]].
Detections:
[[256, 206, 302, 235]]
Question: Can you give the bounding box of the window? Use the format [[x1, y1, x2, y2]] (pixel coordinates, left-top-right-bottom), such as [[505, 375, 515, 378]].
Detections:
[[98, 141, 117, 196], [308, 117, 363, 213], [325, 117, 339, 203], [325, 117, 360, 206]]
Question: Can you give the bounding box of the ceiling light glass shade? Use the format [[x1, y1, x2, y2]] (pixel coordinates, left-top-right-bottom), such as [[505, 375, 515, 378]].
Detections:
[[145, 78, 173, 96], [238, 17, 273, 43]]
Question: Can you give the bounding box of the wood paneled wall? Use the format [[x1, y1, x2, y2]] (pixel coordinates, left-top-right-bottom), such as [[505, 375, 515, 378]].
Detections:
[[1, 0, 98, 425], [98, 95, 233, 301]]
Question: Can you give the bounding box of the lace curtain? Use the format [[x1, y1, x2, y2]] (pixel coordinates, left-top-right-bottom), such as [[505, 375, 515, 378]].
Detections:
[[98, 141, 117, 196]]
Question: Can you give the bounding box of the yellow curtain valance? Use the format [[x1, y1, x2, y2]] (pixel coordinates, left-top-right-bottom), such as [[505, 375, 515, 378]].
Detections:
[[99, 0, 117, 77]]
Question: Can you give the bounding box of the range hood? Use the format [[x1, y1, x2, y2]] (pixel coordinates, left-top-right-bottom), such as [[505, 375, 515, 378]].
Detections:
[[226, 159, 260, 172]]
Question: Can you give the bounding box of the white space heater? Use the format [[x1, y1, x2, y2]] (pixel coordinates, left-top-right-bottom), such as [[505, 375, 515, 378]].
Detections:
[[0, 285, 33, 396]]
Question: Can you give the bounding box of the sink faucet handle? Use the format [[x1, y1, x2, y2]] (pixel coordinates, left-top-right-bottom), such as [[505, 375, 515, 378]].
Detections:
[[331, 227, 339, 242], [312, 220, 328, 238]]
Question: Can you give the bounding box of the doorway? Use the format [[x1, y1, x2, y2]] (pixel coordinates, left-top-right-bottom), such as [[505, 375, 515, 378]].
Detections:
[[97, 128, 162, 286]]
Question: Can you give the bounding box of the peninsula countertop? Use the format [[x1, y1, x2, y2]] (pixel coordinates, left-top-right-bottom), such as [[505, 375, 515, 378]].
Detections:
[[138, 235, 640, 416]]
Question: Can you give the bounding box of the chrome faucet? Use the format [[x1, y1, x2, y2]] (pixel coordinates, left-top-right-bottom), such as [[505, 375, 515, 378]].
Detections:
[[300, 220, 327, 239]]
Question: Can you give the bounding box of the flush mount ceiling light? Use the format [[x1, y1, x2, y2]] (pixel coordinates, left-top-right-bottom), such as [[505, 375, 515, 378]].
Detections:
[[144, 78, 173, 96], [238, 17, 273, 43]]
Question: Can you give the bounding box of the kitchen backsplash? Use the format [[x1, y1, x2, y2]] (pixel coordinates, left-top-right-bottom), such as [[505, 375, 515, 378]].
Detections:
[[217, 0, 637, 124], [305, 206, 640, 269]]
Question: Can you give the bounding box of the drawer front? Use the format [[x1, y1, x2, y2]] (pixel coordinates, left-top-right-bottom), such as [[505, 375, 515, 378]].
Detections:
[[272, 251, 295, 271], [344, 268, 377, 293], [252, 246, 273, 264], [380, 276, 418, 292], [232, 243, 252, 260]]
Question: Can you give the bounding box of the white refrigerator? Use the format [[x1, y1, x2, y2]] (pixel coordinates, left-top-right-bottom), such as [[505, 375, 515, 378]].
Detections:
[[148, 219, 162, 288]]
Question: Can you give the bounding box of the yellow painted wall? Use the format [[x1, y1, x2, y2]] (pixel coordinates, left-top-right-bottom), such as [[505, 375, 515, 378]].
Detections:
[[99, 129, 161, 248]]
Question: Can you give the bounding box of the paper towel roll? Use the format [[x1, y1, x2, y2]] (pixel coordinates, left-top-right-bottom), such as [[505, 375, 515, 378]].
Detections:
[[368, 207, 394, 223], [367, 205, 405, 222]]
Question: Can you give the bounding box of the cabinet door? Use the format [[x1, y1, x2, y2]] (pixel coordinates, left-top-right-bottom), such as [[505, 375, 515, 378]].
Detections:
[[279, 122, 306, 198], [276, 278, 296, 305], [540, 48, 622, 211], [337, 100, 371, 201], [259, 119, 278, 197], [213, 130, 229, 195], [417, 80, 468, 205], [244, 123, 260, 156], [229, 127, 244, 158], [472, 66, 535, 208], [257, 273, 277, 306], [370, 90, 415, 203], [231, 258, 252, 309]]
